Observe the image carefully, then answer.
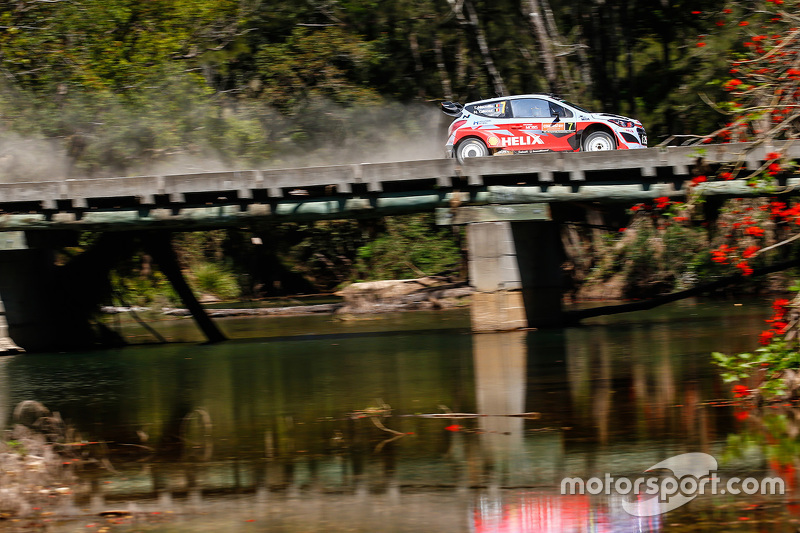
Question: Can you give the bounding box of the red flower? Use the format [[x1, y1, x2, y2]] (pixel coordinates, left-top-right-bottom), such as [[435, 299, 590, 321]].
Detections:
[[742, 245, 760, 258], [773, 298, 791, 311], [745, 226, 765, 237], [733, 384, 749, 398], [737, 261, 754, 276], [766, 152, 781, 160], [654, 196, 670, 209], [720, 171, 734, 180], [691, 176, 707, 186], [739, 20, 749, 26], [759, 330, 775, 344], [444, 424, 461, 432]]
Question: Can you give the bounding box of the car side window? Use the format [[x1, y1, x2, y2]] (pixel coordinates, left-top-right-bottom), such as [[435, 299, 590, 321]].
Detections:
[[550, 102, 573, 119], [467, 100, 510, 118], [510, 98, 573, 119]]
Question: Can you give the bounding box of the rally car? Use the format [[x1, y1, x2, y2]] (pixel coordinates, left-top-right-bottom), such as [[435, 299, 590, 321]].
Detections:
[[441, 94, 647, 163]]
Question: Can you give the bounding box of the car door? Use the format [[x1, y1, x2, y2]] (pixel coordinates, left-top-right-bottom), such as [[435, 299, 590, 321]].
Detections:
[[508, 98, 576, 151]]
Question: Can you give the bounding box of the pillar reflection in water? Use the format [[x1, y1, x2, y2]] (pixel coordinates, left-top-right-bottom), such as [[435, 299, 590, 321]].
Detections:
[[472, 332, 527, 485], [470, 331, 662, 533]]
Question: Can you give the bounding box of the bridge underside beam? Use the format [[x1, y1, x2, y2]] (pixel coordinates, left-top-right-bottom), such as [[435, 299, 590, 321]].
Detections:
[[2, 176, 797, 234]]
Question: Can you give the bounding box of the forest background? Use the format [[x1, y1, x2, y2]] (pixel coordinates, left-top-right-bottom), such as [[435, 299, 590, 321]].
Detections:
[[0, 0, 785, 303]]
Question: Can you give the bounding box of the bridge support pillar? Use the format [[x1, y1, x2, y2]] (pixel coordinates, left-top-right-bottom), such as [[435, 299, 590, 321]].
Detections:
[[0, 231, 133, 353], [466, 218, 563, 332], [0, 248, 96, 351]]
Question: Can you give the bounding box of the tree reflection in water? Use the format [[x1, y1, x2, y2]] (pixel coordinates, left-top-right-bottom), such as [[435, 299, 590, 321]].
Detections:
[[0, 302, 795, 531]]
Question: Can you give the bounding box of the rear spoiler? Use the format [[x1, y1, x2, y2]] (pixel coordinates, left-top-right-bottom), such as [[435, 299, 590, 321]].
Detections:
[[441, 101, 464, 117]]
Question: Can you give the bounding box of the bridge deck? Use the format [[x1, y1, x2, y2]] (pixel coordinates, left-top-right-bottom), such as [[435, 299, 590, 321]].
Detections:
[[0, 142, 797, 232]]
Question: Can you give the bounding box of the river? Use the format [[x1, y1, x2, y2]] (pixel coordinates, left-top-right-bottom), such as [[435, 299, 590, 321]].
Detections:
[[1, 298, 797, 532]]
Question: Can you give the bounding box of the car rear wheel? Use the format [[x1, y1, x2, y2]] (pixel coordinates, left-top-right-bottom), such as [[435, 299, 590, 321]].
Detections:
[[582, 131, 616, 152], [456, 138, 489, 164]]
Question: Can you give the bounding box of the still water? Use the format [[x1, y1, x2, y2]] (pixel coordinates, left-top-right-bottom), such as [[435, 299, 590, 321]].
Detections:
[[1, 299, 798, 532]]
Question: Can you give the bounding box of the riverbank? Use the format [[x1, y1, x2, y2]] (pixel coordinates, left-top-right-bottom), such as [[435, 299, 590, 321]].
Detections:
[[103, 278, 474, 319]]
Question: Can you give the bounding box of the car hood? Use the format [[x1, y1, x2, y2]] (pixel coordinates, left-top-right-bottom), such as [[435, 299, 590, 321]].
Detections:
[[593, 112, 642, 125]]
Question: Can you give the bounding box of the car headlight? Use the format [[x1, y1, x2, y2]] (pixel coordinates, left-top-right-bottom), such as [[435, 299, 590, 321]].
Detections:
[[608, 119, 635, 128]]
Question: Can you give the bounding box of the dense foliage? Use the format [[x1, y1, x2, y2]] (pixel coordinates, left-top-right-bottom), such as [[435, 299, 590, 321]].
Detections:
[[3, 0, 798, 301], [0, 0, 767, 178]]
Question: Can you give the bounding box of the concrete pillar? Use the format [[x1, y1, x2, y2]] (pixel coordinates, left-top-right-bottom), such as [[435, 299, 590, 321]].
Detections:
[[0, 232, 27, 354], [0, 248, 96, 351], [467, 220, 563, 331], [0, 295, 23, 354], [468, 221, 526, 332], [511, 221, 564, 328]]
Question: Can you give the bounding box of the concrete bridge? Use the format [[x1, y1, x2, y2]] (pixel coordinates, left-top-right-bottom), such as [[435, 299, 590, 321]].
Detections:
[[1, 141, 798, 352]]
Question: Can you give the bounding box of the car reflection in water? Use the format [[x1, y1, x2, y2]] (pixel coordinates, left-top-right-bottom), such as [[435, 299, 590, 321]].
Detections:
[[471, 492, 662, 533]]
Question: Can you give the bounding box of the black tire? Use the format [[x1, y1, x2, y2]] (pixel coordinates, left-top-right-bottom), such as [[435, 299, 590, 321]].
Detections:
[[582, 131, 616, 152], [456, 138, 490, 164]]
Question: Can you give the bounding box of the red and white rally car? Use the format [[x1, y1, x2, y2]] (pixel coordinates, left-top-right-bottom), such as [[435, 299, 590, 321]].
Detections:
[[442, 94, 647, 163]]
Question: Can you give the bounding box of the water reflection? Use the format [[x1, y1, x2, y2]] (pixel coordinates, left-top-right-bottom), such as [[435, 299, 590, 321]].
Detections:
[[0, 300, 789, 531]]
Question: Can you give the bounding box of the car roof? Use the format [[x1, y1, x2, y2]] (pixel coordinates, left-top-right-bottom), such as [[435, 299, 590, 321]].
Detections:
[[467, 94, 564, 106]]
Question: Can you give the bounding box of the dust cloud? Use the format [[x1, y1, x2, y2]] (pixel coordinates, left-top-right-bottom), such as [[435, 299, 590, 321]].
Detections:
[[0, 100, 454, 184]]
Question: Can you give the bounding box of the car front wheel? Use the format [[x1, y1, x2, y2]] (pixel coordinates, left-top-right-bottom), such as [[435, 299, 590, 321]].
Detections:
[[456, 138, 489, 164], [582, 131, 616, 152]]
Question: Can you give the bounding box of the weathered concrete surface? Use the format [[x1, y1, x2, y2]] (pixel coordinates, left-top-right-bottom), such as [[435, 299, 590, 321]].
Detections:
[[467, 219, 564, 331], [0, 296, 24, 354], [467, 222, 522, 293], [470, 291, 527, 332]]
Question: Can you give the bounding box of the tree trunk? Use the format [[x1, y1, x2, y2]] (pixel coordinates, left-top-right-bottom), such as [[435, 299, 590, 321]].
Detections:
[[464, 0, 507, 96], [525, 0, 558, 93], [434, 36, 453, 100]]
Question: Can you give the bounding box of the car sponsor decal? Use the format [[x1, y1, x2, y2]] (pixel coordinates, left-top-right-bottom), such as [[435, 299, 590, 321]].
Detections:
[[473, 101, 507, 118], [499, 135, 544, 147], [517, 122, 576, 132], [543, 122, 576, 132]]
